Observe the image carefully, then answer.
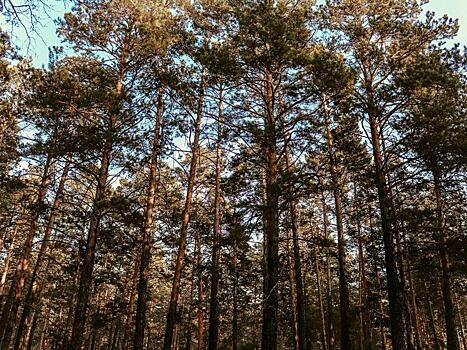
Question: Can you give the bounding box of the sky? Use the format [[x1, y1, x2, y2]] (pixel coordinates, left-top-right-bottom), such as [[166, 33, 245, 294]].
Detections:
[[427, 0, 467, 44], [1, 0, 467, 67]]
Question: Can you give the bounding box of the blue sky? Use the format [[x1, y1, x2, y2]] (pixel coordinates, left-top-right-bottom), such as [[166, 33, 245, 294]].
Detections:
[[427, 0, 467, 44], [1, 0, 466, 67]]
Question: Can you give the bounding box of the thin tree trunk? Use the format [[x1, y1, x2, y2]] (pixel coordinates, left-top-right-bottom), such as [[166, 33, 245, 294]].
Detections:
[[163, 68, 205, 350], [375, 269, 387, 350], [14, 157, 71, 350], [122, 256, 141, 348], [69, 69, 125, 349], [286, 226, 299, 350], [36, 310, 49, 350], [433, 172, 460, 350], [174, 323, 180, 350], [322, 94, 351, 350], [396, 230, 415, 350], [368, 206, 387, 350], [420, 311, 431, 350], [367, 107, 405, 349], [26, 311, 38, 350], [382, 120, 416, 350], [278, 103, 306, 350], [290, 205, 306, 350], [390, 202, 415, 350], [208, 88, 223, 350], [0, 154, 54, 350], [357, 237, 365, 350], [0, 226, 17, 296], [232, 239, 238, 350], [107, 322, 115, 350], [61, 251, 81, 349], [314, 247, 328, 350], [90, 328, 98, 350], [69, 139, 112, 350], [133, 87, 164, 350], [261, 67, 279, 350], [195, 226, 204, 350], [146, 327, 151, 350], [427, 294, 441, 350], [111, 323, 120, 350], [20, 310, 34, 350], [356, 217, 371, 350], [185, 257, 196, 350], [404, 232, 423, 350], [321, 197, 335, 350], [455, 294, 466, 350]]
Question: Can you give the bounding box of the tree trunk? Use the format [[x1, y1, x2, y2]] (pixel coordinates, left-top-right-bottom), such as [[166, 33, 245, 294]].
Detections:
[[146, 327, 151, 350], [195, 226, 205, 350], [107, 322, 115, 350], [0, 154, 54, 350], [69, 71, 125, 349], [232, 238, 239, 350], [286, 225, 299, 350], [433, 172, 459, 350], [111, 322, 120, 350], [278, 103, 306, 350], [37, 309, 49, 350], [382, 119, 416, 350], [163, 68, 205, 350], [208, 88, 223, 350], [122, 256, 141, 348], [455, 294, 466, 350], [368, 109, 406, 349], [357, 218, 371, 350], [314, 247, 328, 350], [261, 68, 279, 350], [322, 94, 351, 350], [69, 139, 112, 350], [61, 264, 79, 348], [321, 197, 335, 350], [26, 311, 38, 350], [375, 269, 387, 350], [185, 259, 196, 350], [290, 205, 306, 350], [133, 87, 164, 350], [404, 232, 423, 350], [427, 294, 441, 350], [0, 226, 17, 297], [395, 227, 415, 350], [14, 157, 71, 350]]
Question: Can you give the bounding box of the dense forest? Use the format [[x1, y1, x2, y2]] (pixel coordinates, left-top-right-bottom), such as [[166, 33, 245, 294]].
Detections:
[[0, 0, 466, 349]]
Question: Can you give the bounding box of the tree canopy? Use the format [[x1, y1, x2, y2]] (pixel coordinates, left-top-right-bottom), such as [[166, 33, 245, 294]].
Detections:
[[0, 1, 466, 350]]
